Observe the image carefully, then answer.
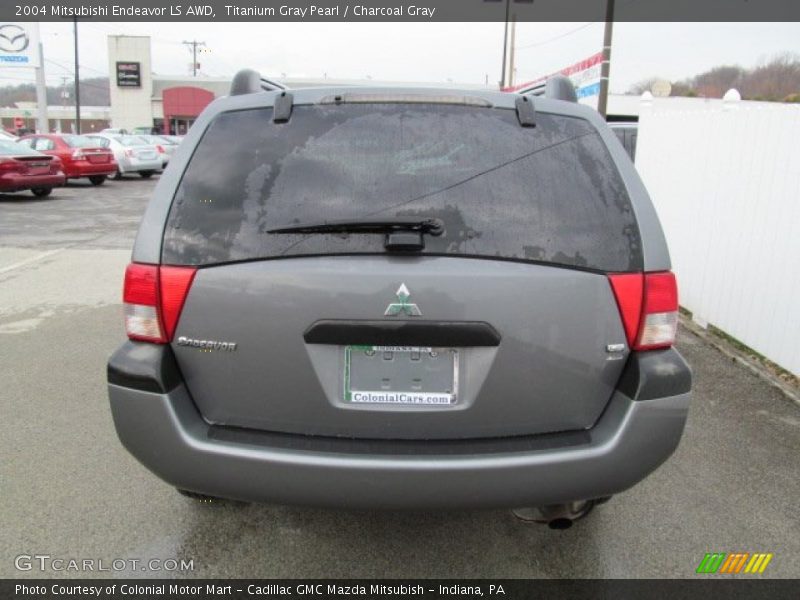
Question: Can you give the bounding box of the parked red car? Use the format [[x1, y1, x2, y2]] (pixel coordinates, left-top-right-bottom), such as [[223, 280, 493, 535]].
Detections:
[[17, 134, 117, 185], [0, 140, 65, 197]]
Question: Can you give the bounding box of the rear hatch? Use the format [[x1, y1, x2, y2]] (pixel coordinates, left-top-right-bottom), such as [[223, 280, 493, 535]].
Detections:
[[161, 99, 642, 440]]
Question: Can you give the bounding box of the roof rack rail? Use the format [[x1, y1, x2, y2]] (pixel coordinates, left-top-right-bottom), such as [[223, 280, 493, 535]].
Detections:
[[516, 75, 577, 103], [230, 68, 288, 96]]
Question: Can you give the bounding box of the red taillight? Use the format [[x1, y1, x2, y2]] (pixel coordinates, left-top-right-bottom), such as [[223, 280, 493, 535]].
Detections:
[[608, 271, 678, 351], [72, 149, 86, 160], [156, 145, 165, 153], [0, 157, 23, 172], [123, 263, 196, 343]]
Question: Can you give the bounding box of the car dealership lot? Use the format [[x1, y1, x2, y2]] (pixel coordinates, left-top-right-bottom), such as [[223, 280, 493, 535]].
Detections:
[[1, 179, 798, 579]]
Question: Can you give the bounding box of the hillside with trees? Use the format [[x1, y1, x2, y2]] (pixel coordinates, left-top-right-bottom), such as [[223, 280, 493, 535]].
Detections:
[[628, 54, 800, 102], [0, 77, 110, 107]]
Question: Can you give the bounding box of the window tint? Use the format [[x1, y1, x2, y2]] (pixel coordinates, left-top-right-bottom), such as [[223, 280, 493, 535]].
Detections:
[[163, 104, 642, 271], [87, 136, 110, 148], [33, 138, 55, 151], [0, 140, 40, 156], [118, 136, 147, 147], [62, 135, 100, 148]]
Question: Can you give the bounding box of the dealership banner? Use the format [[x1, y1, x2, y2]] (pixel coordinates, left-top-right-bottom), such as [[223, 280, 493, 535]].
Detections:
[[506, 52, 604, 108], [4, 579, 800, 599], [1, 0, 799, 22], [0, 22, 40, 67]]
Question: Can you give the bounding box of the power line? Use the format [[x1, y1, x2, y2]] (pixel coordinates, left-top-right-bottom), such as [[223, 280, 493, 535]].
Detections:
[[515, 22, 598, 51], [43, 59, 109, 91]]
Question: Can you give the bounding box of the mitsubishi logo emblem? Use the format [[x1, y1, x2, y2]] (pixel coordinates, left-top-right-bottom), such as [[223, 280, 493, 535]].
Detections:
[[384, 283, 422, 317]]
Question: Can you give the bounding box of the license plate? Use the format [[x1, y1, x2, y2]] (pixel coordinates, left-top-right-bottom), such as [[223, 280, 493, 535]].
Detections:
[[344, 345, 459, 405]]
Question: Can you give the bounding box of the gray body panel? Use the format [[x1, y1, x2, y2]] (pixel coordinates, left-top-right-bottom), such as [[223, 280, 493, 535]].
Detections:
[[173, 256, 629, 439], [110, 84, 690, 507], [131, 86, 670, 271], [108, 381, 690, 509]]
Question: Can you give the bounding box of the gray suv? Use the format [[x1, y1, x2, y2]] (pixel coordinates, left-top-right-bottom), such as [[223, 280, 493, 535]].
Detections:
[[108, 72, 691, 527]]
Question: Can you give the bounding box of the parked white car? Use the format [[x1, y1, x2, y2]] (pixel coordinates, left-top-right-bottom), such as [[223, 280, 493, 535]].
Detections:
[[138, 134, 179, 168], [85, 134, 162, 179]]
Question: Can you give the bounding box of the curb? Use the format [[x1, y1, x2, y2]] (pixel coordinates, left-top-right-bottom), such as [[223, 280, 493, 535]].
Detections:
[[680, 316, 800, 407]]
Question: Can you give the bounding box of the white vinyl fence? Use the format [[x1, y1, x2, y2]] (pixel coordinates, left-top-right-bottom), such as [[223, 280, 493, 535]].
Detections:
[[635, 95, 800, 376]]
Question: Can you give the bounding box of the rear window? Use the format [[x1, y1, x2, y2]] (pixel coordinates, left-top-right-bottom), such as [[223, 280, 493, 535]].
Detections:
[[118, 136, 147, 147], [162, 103, 642, 271], [0, 140, 41, 156], [86, 137, 110, 148], [62, 135, 99, 148]]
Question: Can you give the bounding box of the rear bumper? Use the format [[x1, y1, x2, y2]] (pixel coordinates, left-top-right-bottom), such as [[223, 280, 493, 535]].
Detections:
[[66, 162, 117, 177], [118, 157, 161, 173], [108, 344, 691, 509], [0, 172, 65, 191]]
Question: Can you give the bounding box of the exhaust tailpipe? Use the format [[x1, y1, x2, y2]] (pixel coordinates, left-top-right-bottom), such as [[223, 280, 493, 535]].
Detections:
[[512, 500, 596, 528]]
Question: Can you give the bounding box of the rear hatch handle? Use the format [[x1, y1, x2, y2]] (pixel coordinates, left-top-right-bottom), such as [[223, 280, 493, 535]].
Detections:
[[303, 319, 501, 347]]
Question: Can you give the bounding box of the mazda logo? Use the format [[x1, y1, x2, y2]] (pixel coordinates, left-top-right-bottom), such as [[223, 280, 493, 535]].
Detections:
[[0, 24, 29, 53]]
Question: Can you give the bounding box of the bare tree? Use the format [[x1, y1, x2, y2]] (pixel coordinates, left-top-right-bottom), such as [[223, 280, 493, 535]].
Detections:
[[630, 54, 800, 102], [626, 78, 659, 95]]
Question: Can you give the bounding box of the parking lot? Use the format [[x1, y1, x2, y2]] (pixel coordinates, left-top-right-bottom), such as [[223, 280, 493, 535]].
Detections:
[[1, 176, 798, 579]]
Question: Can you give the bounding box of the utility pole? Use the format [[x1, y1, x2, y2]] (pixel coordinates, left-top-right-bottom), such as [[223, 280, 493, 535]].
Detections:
[[73, 17, 81, 133], [597, 0, 615, 118], [494, 0, 532, 89], [182, 40, 206, 77], [508, 14, 517, 88], [60, 76, 69, 133], [499, 0, 510, 88], [35, 41, 48, 133]]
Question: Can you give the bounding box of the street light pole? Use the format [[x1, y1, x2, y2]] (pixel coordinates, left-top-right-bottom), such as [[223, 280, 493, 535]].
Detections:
[[597, 0, 615, 118], [73, 16, 81, 134]]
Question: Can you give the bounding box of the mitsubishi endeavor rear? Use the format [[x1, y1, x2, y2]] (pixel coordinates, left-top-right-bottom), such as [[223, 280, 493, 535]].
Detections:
[[107, 71, 691, 526]]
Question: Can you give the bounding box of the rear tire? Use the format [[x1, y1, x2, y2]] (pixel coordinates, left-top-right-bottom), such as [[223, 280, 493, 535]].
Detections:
[[31, 188, 52, 197], [139, 170, 154, 179], [113, 170, 123, 180], [89, 175, 107, 186]]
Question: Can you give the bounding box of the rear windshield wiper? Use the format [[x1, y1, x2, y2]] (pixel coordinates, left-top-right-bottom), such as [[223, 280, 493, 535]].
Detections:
[[267, 217, 444, 237]]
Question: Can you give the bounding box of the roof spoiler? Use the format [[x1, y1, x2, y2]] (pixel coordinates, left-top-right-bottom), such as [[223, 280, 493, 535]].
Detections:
[[517, 75, 578, 103], [230, 68, 287, 95]]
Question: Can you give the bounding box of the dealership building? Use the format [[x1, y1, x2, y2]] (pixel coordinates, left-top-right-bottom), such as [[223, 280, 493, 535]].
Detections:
[[108, 35, 226, 134], [0, 35, 632, 136], [106, 35, 505, 134]]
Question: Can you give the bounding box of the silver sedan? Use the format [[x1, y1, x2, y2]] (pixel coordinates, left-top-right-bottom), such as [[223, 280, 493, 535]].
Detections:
[[85, 134, 162, 179]]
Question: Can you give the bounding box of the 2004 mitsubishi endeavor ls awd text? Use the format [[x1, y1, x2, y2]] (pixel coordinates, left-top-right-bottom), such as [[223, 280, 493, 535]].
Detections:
[[107, 71, 691, 527]]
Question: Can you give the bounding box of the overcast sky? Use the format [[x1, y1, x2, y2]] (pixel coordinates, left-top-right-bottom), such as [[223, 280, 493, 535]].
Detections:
[[2, 21, 799, 93]]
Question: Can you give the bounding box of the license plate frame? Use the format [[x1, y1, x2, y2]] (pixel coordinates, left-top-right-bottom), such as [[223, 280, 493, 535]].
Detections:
[[343, 345, 459, 405]]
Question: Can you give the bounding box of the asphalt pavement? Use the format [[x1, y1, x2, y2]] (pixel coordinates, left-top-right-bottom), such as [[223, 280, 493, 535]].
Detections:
[[1, 177, 798, 579]]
